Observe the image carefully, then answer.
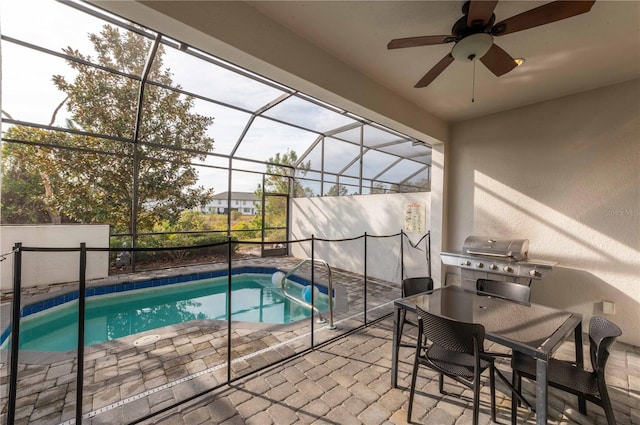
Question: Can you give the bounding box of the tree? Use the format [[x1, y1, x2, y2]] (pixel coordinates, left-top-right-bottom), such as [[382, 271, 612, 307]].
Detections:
[[325, 184, 348, 197], [1, 126, 79, 224], [0, 142, 51, 223], [255, 149, 313, 219], [1, 25, 215, 231], [260, 150, 312, 198], [254, 150, 311, 240], [370, 182, 387, 194], [391, 178, 431, 193]]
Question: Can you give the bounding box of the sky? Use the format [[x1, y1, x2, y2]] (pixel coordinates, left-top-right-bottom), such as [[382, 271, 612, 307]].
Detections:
[[0, 0, 429, 197]]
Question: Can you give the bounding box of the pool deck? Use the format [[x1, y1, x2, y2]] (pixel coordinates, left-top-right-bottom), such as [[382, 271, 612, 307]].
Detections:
[[144, 321, 640, 425], [1, 257, 638, 424], [0, 256, 400, 424]]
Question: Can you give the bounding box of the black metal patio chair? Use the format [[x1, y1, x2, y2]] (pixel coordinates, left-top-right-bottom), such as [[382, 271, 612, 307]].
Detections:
[[408, 306, 496, 425], [398, 277, 434, 348], [510, 316, 622, 425]]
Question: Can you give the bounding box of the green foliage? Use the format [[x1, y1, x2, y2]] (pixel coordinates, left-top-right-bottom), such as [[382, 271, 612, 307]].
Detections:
[[169, 209, 208, 231], [134, 231, 235, 264], [114, 210, 239, 264], [264, 228, 287, 243], [259, 150, 312, 198], [0, 141, 52, 223], [203, 213, 230, 231], [253, 150, 310, 235], [231, 220, 260, 240], [390, 178, 431, 193], [263, 196, 287, 228], [325, 184, 348, 197], [1, 25, 215, 231], [371, 182, 388, 194]]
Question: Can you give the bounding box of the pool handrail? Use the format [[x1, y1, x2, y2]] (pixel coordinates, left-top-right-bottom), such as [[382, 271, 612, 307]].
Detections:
[[280, 258, 336, 329]]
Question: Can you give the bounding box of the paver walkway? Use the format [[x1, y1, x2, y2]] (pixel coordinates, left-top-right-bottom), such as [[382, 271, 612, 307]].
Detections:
[[139, 318, 639, 425], [1, 257, 638, 424]]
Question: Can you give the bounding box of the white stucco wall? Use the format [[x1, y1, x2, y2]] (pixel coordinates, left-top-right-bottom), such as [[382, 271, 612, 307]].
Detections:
[[448, 79, 640, 346], [0, 225, 110, 290], [290, 193, 431, 284], [429, 144, 447, 288]]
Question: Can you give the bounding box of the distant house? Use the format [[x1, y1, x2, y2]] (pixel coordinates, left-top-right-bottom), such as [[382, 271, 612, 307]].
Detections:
[[202, 192, 260, 215]]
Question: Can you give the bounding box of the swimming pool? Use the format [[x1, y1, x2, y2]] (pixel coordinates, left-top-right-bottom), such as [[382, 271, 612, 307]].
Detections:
[[1, 270, 329, 352]]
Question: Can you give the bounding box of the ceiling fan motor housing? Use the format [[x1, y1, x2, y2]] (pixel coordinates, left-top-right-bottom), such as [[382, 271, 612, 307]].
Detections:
[[451, 33, 493, 62], [452, 12, 496, 38], [451, 4, 496, 62]]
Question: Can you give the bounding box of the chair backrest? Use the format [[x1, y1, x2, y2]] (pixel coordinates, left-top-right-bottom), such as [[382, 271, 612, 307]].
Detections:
[[416, 306, 485, 355], [589, 316, 622, 374], [402, 277, 434, 298], [476, 279, 531, 303]]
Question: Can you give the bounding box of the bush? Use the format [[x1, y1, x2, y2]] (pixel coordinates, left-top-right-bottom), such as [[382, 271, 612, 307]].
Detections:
[[111, 232, 238, 265], [109, 210, 243, 267], [231, 221, 260, 240]]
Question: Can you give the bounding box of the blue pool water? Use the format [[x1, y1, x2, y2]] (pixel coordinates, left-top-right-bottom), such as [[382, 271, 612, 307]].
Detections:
[[1, 272, 329, 352]]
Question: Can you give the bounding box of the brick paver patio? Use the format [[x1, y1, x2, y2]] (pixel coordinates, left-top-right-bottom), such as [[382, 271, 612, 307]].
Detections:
[[1, 257, 638, 424], [137, 319, 639, 425]]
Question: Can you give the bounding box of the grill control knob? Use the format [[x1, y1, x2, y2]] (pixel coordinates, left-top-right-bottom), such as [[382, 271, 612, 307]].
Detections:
[[462, 260, 471, 266], [529, 269, 541, 278], [476, 263, 484, 268], [489, 264, 498, 271], [503, 266, 514, 273]]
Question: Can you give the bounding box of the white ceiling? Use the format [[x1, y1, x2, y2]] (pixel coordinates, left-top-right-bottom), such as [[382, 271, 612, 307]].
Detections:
[[248, 1, 640, 123]]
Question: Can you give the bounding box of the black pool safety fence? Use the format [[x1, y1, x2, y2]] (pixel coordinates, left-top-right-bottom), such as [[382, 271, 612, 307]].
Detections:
[[2, 230, 430, 425]]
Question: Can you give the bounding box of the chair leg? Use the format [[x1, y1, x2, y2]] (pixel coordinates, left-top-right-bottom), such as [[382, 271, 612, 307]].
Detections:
[[598, 382, 617, 425], [490, 365, 496, 423], [516, 374, 522, 406], [407, 357, 421, 423], [511, 370, 519, 425], [473, 378, 480, 425], [439, 373, 445, 394]]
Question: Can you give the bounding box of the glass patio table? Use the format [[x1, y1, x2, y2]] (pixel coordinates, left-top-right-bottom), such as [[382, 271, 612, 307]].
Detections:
[[391, 285, 584, 425]]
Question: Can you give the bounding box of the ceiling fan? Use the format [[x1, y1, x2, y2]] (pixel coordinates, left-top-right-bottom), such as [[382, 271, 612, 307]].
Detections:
[[388, 0, 596, 88]]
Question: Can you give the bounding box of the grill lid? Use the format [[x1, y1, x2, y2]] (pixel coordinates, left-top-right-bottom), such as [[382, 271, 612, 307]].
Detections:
[[462, 236, 529, 262]]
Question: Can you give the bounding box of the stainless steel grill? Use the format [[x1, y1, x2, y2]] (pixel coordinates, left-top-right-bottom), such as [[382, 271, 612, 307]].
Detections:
[[441, 236, 555, 290]]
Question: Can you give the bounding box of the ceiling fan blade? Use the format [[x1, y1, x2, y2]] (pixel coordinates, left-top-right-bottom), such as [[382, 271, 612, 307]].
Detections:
[[480, 44, 517, 76], [388, 35, 454, 49], [415, 54, 454, 88], [492, 0, 596, 36], [467, 0, 498, 27]]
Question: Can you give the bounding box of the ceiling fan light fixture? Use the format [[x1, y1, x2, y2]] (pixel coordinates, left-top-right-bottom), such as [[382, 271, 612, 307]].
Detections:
[[514, 58, 525, 67], [451, 33, 493, 62]]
